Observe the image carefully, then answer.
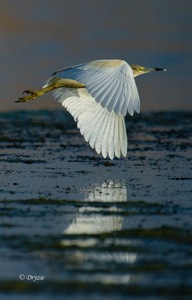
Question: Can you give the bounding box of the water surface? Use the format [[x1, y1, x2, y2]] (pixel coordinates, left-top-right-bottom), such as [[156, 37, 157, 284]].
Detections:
[[0, 110, 191, 299]]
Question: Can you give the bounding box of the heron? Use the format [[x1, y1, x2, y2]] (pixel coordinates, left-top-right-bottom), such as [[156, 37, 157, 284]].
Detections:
[[16, 59, 166, 159]]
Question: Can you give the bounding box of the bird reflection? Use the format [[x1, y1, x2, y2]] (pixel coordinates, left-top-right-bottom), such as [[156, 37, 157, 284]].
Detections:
[[61, 180, 137, 274], [64, 181, 127, 234]]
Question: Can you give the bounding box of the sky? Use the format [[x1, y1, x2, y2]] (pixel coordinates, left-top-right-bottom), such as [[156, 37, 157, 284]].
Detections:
[[0, 0, 191, 112]]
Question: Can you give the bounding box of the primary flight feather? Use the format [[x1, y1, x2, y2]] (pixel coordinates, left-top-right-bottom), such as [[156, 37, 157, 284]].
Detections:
[[16, 59, 166, 159]]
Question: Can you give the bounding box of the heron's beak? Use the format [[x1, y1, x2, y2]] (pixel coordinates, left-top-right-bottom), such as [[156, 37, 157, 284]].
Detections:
[[143, 67, 166, 73], [130, 64, 166, 77]]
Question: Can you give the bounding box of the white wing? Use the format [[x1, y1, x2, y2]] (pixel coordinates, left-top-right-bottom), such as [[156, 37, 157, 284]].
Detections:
[[48, 59, 140, 116], [53, 87, 127, 159], [43, 59, 141, 159]]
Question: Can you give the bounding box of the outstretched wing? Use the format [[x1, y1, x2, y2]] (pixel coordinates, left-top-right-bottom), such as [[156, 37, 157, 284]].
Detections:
[[48, 59, 140, 116], [44, 59, 141, 159], [53, 87, 127, 160]]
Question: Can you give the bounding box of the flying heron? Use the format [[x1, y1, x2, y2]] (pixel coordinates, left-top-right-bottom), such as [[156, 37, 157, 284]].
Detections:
[[16, 59, 166, 159]]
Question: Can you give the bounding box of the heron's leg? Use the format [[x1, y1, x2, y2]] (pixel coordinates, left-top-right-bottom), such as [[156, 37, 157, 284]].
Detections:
[[15, 85, 57, 103], [16, 78, 85, 103]]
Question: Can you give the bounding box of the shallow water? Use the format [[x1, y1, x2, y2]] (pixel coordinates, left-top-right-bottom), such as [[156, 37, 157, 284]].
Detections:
[[0, 110, 191, 299]]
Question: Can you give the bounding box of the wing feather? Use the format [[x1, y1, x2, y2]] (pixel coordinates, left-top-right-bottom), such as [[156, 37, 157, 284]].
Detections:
[[94, 113, 109, 155], [51, 60, 140, 117], [113, 115, 121, 158], [89, 70, 121, 110], [107, 78, 124, 114], [52, 87, 127, 159], [82, 108, 104, 142], [101, 113, 113, 158], [89, 111, 106, 149], [107, 114, 116, 160], [116, 80, 129, 115], [120, 116, 127, 157]]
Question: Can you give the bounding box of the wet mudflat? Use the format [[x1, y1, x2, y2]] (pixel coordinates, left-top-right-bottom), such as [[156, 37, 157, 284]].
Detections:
[[0, 110, 191, 299]]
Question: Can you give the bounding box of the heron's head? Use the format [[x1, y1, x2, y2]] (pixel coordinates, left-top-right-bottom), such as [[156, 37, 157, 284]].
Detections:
[[130, 64, 166, 77]]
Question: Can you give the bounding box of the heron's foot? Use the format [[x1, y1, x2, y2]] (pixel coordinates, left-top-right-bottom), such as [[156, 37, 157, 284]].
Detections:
[[22, 89, 37, 96], [15, 89, 39, 103]]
